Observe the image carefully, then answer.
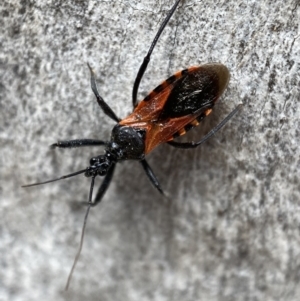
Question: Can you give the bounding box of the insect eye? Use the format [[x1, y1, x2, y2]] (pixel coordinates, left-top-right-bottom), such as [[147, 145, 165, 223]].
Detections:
[[90, 157, 98, 165]]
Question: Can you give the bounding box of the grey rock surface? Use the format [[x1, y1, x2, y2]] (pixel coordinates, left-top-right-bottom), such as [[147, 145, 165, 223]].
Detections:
[[1, 0, 299, 300]]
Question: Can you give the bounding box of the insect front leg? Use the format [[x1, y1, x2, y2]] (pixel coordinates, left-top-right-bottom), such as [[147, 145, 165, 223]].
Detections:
[[87, 64, 120, 123], [51, 139, 107, 149], [167, 104, 243, 149], [91, 163, 116, 207]]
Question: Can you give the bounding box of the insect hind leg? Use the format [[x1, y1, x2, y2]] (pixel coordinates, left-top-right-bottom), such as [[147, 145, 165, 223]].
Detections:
[[167, 104, 243, 149]]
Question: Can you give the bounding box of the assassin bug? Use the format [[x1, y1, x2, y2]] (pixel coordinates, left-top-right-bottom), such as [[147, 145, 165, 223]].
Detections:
[[23, 0, 241, 289]]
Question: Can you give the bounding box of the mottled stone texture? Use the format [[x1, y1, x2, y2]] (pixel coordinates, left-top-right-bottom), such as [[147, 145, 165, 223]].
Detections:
[[1, 0, 299, 300]]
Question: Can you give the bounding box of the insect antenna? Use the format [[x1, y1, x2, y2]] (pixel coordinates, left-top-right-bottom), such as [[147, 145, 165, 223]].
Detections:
[[65, 175, 96, 290], [22, 169, 87, 187]]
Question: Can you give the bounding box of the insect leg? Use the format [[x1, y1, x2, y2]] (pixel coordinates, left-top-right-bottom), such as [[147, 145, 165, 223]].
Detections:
[[167, 104, 242, 149], [65, 175, 95, 291], [87, 64, 120, 123], [132, 0, 182, 107], [91, 163, 116, 207], [140, 159, 166, 197], [51, 139, 107, 149]]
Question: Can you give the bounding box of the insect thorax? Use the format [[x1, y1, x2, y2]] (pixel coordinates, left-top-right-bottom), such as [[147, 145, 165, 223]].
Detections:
[[107, 125, 145, 160]]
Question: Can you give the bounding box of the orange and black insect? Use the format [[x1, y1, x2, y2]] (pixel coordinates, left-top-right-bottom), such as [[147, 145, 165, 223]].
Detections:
[[23, 0, 241, 289]]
